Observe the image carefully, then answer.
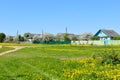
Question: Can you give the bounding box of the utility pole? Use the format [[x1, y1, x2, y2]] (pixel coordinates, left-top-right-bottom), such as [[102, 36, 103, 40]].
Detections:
[[17, 30, 19, 36], [66, 27, 68, 34], [16, 30, 19, 43], [42, 29, 44, 41]]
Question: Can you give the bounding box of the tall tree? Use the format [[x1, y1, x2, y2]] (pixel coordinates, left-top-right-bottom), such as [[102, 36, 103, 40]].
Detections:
[[32, 35, 42, 43], [42, 33, 55, 43], [18, 35, 25, 41], [0, 33, 6, 42], [79, 33, 93, 40], [63, 34, 70, 41], [24, 32, 31, 39]]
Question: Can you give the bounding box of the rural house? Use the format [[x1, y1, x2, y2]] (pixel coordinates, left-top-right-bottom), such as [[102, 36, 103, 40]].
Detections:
[[56, 33, 75, 40], [94, 29, 119, 40], [25, 33, 42, 42]]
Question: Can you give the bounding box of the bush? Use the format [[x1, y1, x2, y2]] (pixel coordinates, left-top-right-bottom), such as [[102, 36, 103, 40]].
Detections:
[[91, 36, 100, 40], [112, 36, 120, 40], [72, 36, 78, 41], [101, 49, 120, 65]]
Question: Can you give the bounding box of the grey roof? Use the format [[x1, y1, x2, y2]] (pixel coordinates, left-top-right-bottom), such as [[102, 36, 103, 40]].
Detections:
[[57, 33, 75, 35], [27, 33, 41, 39], [56, 33, 75, 38], [101, 29, 119, 37]]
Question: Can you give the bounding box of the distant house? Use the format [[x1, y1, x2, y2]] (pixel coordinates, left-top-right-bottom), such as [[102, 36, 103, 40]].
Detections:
[[78, 33, 93, 40], [94, 29, 119, 40], [26, 33, 41, 42], [56, 33, 75, 40]]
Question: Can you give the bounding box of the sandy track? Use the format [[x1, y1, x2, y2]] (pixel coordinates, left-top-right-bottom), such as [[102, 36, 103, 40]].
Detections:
[[0, 46, 25, 56]]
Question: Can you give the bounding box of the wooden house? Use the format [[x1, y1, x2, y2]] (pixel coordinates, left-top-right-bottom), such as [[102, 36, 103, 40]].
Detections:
[[94, 29, 119, 40]]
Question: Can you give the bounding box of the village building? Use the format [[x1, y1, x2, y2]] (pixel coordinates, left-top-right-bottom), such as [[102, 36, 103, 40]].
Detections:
[[94, 29, 120, 40]]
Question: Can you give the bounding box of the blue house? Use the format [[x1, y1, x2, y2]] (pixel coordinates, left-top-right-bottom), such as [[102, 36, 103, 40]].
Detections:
[[94, 29, 119, 40]]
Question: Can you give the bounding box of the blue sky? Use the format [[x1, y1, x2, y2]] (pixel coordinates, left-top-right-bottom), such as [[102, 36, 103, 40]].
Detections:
[[0, 0, 120, 36]]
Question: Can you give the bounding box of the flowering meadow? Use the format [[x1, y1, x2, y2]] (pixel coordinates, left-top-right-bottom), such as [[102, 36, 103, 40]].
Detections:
[[0, 45, 120, 80]]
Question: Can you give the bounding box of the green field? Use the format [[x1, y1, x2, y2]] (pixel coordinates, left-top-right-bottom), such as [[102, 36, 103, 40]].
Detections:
[[0, 45, 120, 80], [0, 46, 14, 53]]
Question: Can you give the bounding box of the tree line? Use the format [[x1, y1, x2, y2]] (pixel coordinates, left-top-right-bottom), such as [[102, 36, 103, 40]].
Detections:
[[0, 32, 120, 43]]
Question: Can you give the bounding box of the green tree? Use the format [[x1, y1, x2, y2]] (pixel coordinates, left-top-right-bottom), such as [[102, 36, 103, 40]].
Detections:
[[42, 33, 55, 43], [9, 36, 14, 42], [5, 36, 13, 42], [55, 37, 61, 42], [18, 35, 25, 41], [72, 36, 78, 41], [24, 32, 31, 39], [0, 33, 6, 42], [91, 36, 100, 40], [63, 34, 70, 41], [113, 36, 120, 40]]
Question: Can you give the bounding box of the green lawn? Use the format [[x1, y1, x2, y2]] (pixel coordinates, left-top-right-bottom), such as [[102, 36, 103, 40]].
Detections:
[[0, 45, 120, 80], [0, 46, 14, 53]]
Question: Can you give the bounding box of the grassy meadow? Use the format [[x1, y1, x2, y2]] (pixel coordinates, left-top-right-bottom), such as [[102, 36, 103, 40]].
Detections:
[[0, 44, 120, 80], [0, 46, 14, 53]]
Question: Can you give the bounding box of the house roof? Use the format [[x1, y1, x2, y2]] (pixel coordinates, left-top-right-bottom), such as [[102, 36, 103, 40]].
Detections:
[[95, 29, 120, 37], [27, 33, 41, 39], [56, 33, 75, 38]]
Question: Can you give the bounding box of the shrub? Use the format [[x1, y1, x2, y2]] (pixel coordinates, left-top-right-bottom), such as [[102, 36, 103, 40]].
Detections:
[[101, 49, 120, 65], [91, 36, 100, 40], [112, 36, 120, 40], [72, 36, 78, 41]]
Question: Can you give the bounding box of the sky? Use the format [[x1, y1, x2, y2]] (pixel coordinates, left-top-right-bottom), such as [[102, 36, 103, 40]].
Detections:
[[0, 0, 120, 36]]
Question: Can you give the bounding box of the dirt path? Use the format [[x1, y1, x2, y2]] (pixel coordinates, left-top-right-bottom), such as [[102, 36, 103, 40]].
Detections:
[[0, 46, 25, 56], [54, 56, 88, 60]]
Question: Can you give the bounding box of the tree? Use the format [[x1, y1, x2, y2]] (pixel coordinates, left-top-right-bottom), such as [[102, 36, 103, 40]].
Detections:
[[42, 33, 55, 43], [55, 33, 64, 42], [24, 32, 31, 39], [79, 33, 93, 40], [91, 36, 100, 40], [63, 34, 70, 41], [9, 36, 14, 42], [18, 35, 25, 41], [85, 33, 93, 40], [32, 35, 42, 43], [113, 36, 120, 40], [55, 37, 61, 42], [0, 33, 6, 42], [5, 35, 13, 42], [72, 36, 78, 41]]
